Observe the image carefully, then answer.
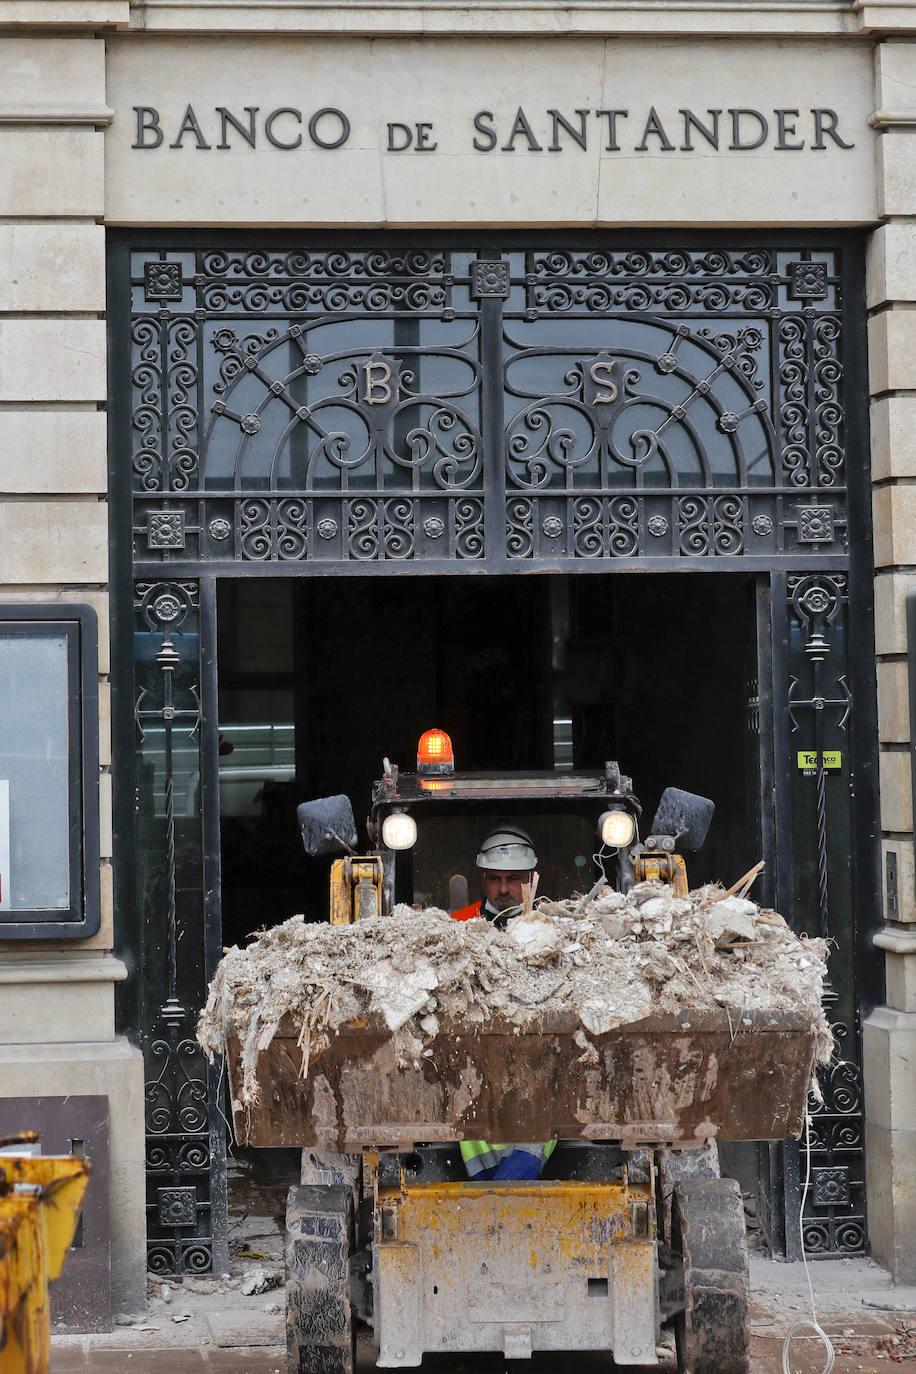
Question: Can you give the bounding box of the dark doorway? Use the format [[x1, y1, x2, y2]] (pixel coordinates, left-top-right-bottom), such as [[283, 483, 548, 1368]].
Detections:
[[216, 571, 759, 948]]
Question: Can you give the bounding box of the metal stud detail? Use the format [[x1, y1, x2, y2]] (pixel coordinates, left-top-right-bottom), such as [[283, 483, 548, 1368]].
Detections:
[[788, 261, 829, 301], [158, 1186, 198, 1228], [471, 260, 510, 299], [811, 1166, 850, 1208], [144, 261, 183, 303], [148, 512, 186, 550], [798, 506, 834, 544]]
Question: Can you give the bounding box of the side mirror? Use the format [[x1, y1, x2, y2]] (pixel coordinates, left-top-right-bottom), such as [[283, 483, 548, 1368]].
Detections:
[[649, 788, 714, 852], [297, 795, 358, 857]]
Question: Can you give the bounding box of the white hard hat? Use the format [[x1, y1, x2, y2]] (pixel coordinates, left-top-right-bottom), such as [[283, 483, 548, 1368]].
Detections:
[[476, 827, 538, 871]]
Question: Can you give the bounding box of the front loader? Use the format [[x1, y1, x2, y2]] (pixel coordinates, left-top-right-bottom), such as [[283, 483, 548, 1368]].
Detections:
[[224, 733, 820, 1373]]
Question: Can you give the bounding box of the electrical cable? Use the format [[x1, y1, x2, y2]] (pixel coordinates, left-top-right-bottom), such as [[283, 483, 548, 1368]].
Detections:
[[781, 1110, 836, 1374]]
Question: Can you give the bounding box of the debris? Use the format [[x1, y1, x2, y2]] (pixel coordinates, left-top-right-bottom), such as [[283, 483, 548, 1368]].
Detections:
[[875, 1321, 916, 1359], [263, 1301, 282, 1314], [705, 897, 758, 948], [573, 1029, 599, 1065], [183, 1276, 219, 1295], [240, 1265, 283, 1296], [198, 881, 833, 1108], [159, 1281, 172, 1304]]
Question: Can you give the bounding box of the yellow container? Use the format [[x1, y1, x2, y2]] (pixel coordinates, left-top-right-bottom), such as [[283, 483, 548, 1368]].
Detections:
[[0, 1139, 90, 1374]]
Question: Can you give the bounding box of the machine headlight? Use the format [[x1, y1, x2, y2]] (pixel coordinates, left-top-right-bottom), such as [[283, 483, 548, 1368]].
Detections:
[[381, 811, 418, 850], [599, 809, 636, 849]]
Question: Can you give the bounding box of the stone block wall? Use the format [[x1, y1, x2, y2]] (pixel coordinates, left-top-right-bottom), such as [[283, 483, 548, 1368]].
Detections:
[[864, 36, 916, 1285], [0, 13, 146, 1316]]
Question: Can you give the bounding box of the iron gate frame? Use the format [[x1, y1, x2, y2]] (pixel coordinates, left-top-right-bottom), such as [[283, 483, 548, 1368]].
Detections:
[[108, 229, 882, 1274]]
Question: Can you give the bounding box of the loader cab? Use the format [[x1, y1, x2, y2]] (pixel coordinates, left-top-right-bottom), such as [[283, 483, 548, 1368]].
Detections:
[[298, 733, 714, 916], [369, 763, 638, 913]]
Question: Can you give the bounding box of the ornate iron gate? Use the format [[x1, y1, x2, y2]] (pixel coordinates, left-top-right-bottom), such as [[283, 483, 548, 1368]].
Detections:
[[109, 235, 880, 1273]]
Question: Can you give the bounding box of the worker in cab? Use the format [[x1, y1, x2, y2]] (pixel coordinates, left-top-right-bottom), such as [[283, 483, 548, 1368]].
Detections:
[[451, 825, 557, 1180], [450, 826, 538, 926]]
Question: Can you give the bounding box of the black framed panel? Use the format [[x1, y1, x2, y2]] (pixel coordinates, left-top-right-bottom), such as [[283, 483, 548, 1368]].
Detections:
[[0, 603, 100, 939]]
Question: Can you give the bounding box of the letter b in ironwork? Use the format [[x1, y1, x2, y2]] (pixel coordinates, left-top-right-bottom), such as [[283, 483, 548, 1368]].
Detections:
[[362, 359, 396, 405]]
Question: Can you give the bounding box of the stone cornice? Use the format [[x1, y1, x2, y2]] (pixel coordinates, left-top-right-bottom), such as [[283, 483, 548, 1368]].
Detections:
[[0, 0, 129, 27], [0, 105, 114, 123], [0, 954, 128, 984], [855, 0, 916, 28], [870, 108, 916, 127], [874, 927, 916, 954], [125, 0, 864, 37]]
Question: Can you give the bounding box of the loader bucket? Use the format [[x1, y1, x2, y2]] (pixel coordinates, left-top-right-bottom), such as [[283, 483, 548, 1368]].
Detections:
[[650, 788, 715, 851], [297, 795, 358, 857]]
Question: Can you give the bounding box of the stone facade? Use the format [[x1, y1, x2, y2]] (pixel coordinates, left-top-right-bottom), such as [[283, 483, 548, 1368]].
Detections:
[[864, 37, 916, 1287], [0, 0, 914, 1319], [0, 16, 146, 1316]]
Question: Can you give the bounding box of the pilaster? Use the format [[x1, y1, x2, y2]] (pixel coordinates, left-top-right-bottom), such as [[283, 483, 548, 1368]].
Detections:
[[865, 34, 916, 1285], [0, 19, 146, 1319]]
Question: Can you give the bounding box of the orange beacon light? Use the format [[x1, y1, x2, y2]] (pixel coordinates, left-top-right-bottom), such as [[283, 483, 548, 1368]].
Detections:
[[417, 727, 454, 775]]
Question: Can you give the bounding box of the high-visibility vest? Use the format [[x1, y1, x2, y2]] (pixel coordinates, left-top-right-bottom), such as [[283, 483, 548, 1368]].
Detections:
[[449, 901, 522, 925], [449, 902, 554, 1179], [450, 900, 484, 922], [460, 1139, 557, 1180]]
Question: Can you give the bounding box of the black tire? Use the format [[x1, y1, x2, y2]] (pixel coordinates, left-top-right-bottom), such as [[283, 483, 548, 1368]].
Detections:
[[286, 1183, 356, 1374], [672, 1177, 750, 1374]]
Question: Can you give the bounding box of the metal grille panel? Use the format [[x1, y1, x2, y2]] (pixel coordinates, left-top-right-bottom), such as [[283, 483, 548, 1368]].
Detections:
[[128, 243, 846, 573]]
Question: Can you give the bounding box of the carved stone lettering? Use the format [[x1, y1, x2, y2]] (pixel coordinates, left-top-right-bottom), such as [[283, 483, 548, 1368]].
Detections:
[[129, 104, 858, 157]]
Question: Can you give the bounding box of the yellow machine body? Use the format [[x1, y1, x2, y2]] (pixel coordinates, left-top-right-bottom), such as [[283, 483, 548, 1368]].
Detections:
[[0, 1151, 90, 1374], [633, 851, 689, 897], [367, 1154, 659, 1367], [329, 855, 385, 924]]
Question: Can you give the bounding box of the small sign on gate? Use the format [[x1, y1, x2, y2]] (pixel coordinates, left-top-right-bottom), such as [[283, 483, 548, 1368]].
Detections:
[[796, 750, 842, 776]]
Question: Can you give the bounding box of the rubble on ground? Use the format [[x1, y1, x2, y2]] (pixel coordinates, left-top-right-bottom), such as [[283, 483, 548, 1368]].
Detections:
[[197, 880, 834, 1109], [876, 1322, 916, 1360], [239, 1265, 283, 1296]]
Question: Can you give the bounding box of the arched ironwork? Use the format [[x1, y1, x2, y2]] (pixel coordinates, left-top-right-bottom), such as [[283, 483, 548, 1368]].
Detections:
[[128, 242, 847, 572]]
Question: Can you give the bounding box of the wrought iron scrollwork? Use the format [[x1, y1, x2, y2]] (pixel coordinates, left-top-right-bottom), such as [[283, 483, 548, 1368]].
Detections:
[[135, 579, 212, 1275], [803, 1005, 866, 1256], [784, 574, 864, 1255], [198, 248, 452, 313], [526, 248, 776, 314], [129, 243, 845, 568], [503, 327, 771, 498], [787, 574, 850, 941]]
